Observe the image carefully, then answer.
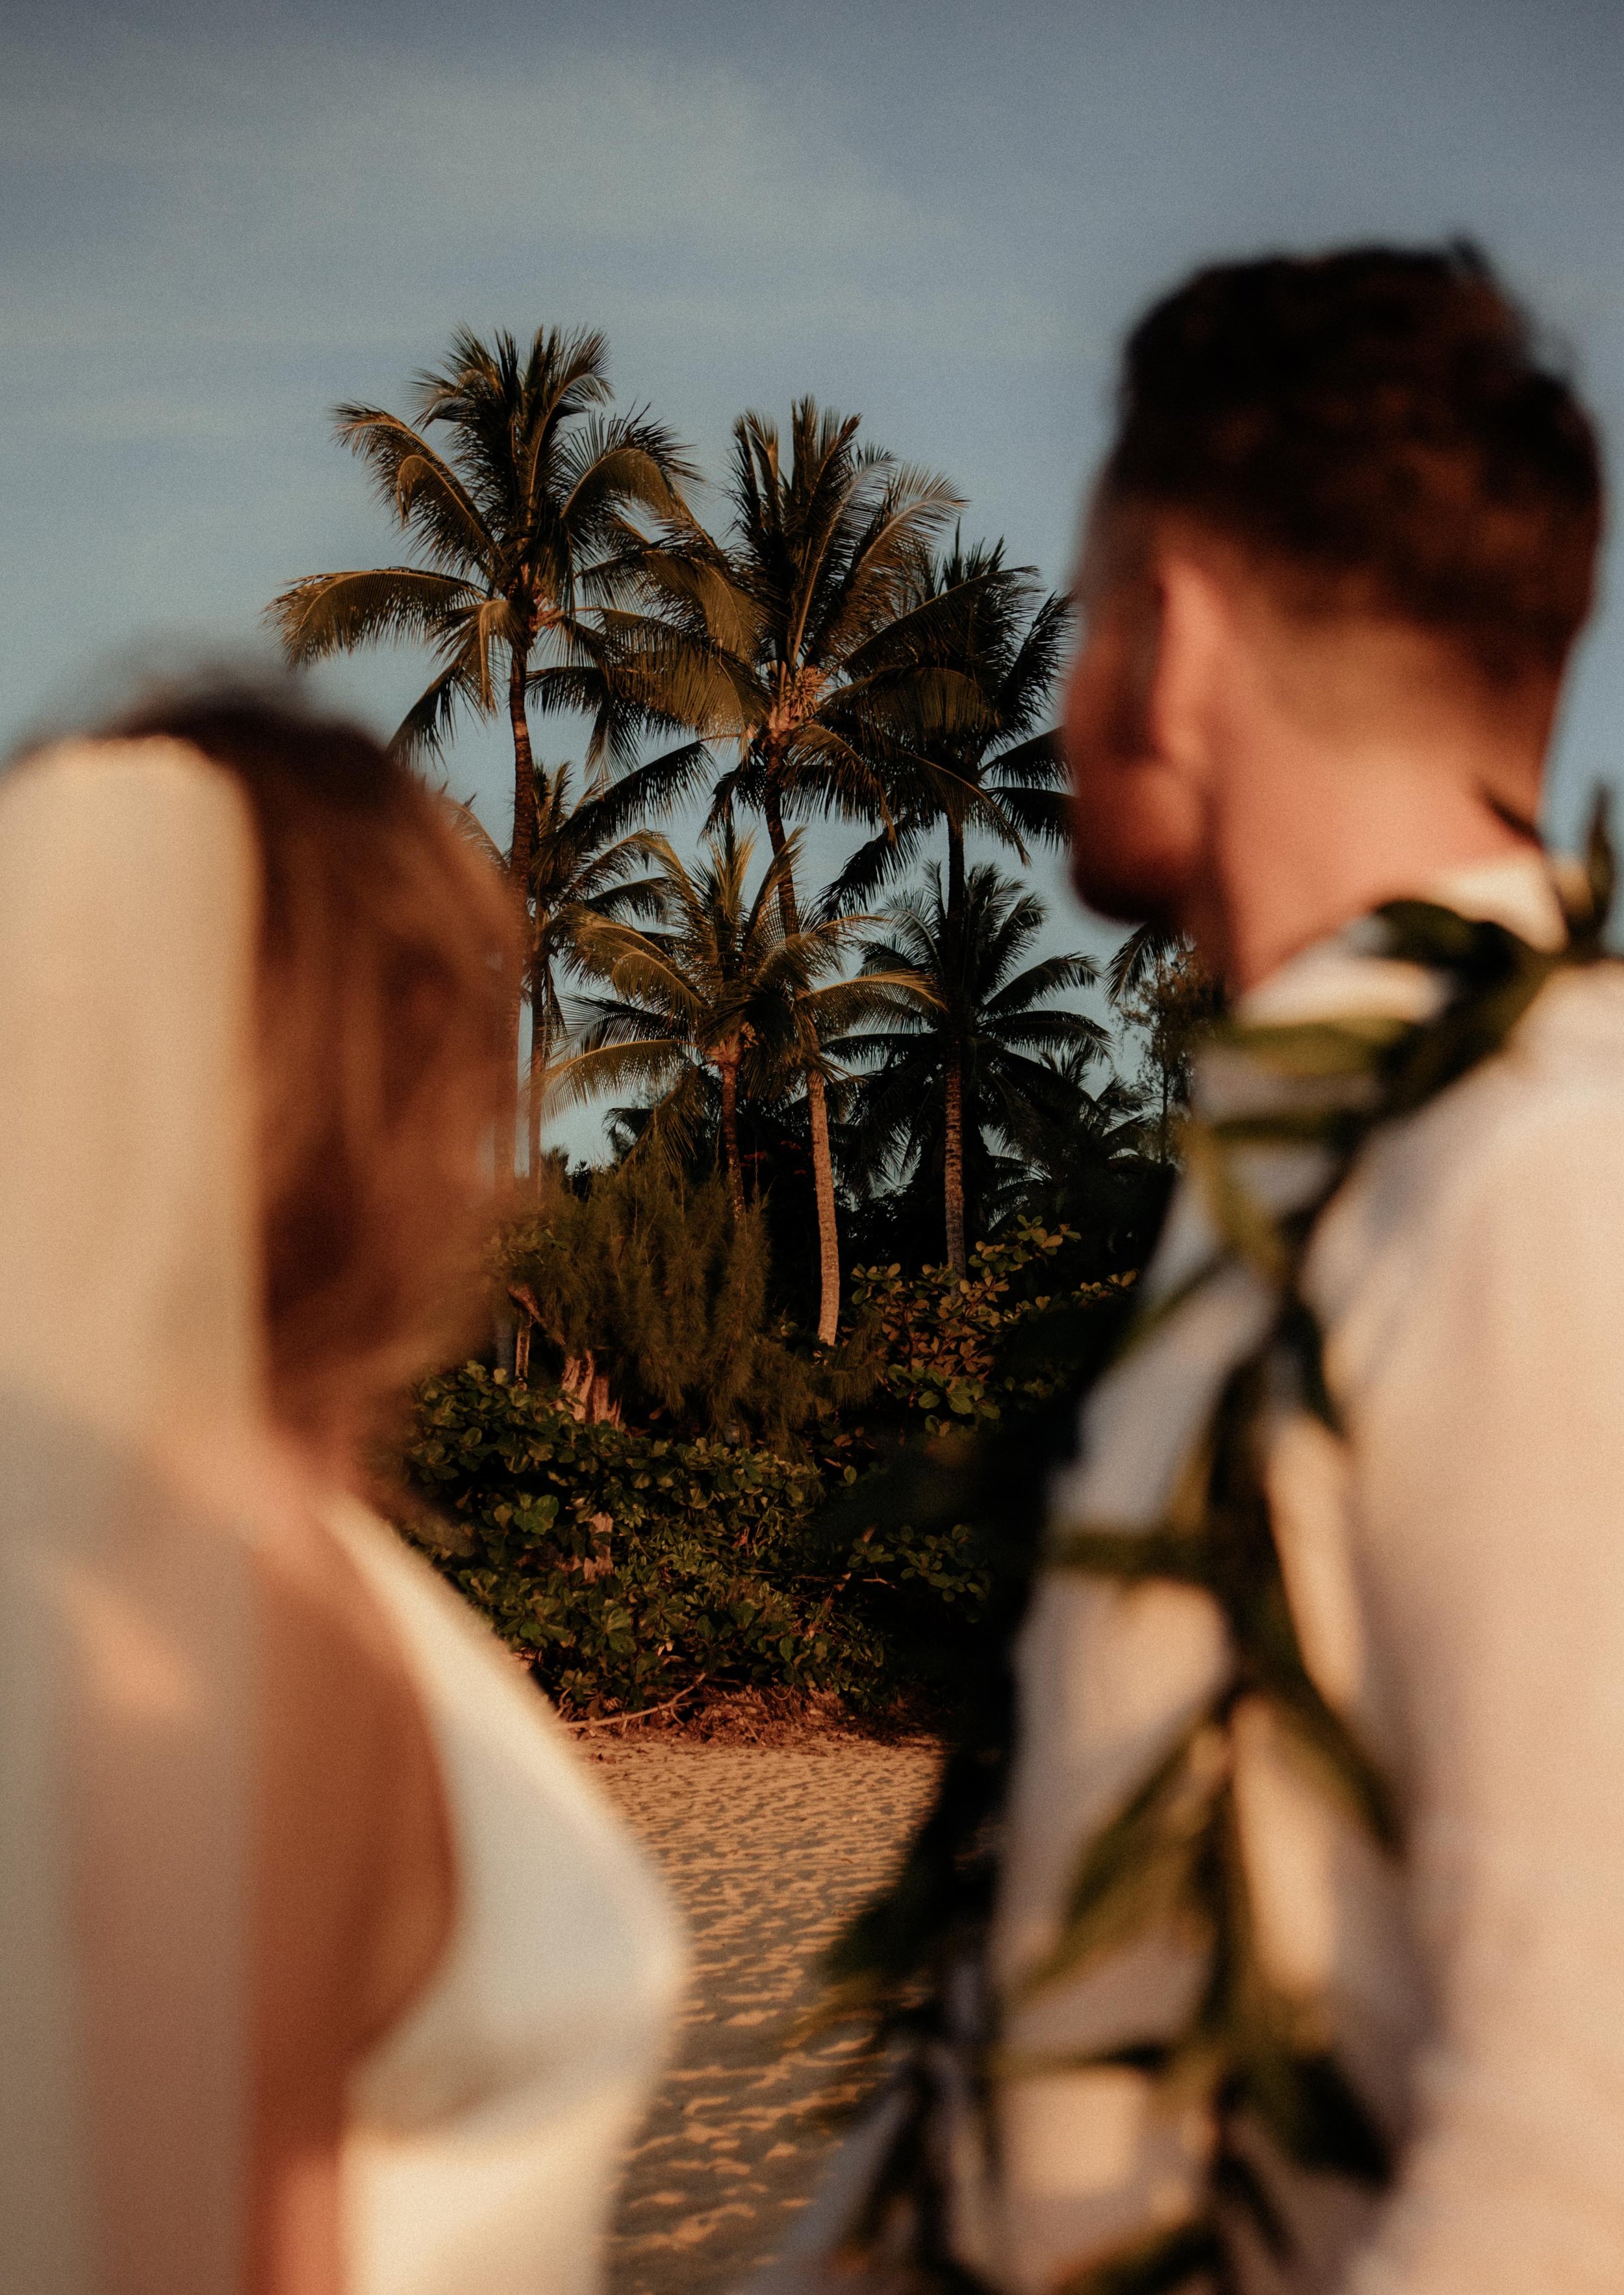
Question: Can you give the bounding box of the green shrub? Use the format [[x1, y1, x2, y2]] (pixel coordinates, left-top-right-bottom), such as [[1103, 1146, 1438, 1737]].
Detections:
[[400, 1362, 881, 1715], [496, 1162, 871, 1444], [397, 1222, 1133, 1720], [846, 1220, 1119, 1433], [808, 1226, 1134, 1702]]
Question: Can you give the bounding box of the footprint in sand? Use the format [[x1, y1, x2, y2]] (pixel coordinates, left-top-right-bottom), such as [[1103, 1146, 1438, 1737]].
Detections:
[[592, 1741, 939, 2295]]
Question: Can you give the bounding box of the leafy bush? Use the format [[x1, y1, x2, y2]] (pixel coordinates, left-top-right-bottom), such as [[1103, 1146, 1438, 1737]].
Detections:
[[397, 1220, 1134, 1720], [401, 1363, 879, 1715], [496, 1162, 869, 1443], [815, 1224, 1132, 1701], [846, 1220, 1115, 1433]]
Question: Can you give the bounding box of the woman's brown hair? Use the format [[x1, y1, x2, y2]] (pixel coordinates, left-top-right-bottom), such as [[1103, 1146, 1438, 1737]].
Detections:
[[105, 686, 520, 1470]]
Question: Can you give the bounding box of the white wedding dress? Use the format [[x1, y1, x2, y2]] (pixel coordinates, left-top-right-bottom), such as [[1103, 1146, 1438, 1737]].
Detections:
[[331, 1494, 683, 2295], [0, 738, 683, 2295]]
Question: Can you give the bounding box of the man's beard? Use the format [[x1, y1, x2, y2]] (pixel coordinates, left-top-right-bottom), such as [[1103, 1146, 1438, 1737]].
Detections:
[[1067, 610, 1187, 932]]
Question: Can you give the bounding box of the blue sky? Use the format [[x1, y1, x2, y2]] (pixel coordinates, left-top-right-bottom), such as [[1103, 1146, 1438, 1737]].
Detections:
[[5, 0, 1622, 1143]]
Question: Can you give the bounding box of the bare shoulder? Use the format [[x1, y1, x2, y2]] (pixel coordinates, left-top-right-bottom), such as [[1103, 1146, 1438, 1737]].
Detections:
[[246, 1475, 455, 2035]]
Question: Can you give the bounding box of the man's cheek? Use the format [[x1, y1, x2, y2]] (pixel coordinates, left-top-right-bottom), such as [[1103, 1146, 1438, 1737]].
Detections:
[[1069, 760, 1141, 906], [1070, 754, 1195, 927]]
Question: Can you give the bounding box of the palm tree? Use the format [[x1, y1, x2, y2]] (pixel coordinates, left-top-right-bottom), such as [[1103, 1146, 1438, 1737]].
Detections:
[[1008, 1046, 1163, 1249], [267, 325, 702, 1155], [516, 762, 668, 1173], [631, 401, 987, 1339], [1105, 921, 1181, 1006], [832, 537, 1072, 922], [557, 827, 919, 1231], [1106, 925, 1223, 1158], [842, 864, 1108, 1273], [1014, 1054, 1150, 1186]]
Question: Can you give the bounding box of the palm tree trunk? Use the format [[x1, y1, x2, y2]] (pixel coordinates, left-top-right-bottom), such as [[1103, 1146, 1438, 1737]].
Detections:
[[763, 789, 841, 1345], [508, 650, 539, 890], [942, 819, 969, 1272], [526, 979, 549, 1185], [804, 1068, 840, 1343], [717, 1049, 745, 1219], [503, 648, 539, 1178], [943, 1051, 967, 1275]]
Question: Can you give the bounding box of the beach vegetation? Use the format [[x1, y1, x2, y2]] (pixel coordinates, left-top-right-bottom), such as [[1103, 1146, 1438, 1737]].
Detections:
[[269, 324, 1215, 1718]]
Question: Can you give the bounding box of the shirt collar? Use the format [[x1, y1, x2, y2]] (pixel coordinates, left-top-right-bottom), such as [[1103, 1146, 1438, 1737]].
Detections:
[[1193, 851, 1567, 1124]]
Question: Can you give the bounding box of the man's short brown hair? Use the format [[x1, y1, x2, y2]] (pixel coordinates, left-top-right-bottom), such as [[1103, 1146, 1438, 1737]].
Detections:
[[1100, 242, 1602, 684]]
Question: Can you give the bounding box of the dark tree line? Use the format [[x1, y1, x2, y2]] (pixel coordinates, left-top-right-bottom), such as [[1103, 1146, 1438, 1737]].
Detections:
[[270, 325, 1205, 1340]]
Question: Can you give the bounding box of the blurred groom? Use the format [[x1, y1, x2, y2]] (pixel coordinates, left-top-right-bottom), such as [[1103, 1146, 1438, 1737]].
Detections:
[[789, 243, 1624, 2295], [983, 244, 1624, 2294]]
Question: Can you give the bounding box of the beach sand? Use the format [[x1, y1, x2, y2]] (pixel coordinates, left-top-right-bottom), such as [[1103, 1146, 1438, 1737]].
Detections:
[[593, 1740, 939, 2295]]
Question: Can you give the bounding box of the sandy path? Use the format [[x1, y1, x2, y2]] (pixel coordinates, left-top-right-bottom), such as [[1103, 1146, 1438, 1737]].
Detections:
[[592, 1741, 939, 2295]]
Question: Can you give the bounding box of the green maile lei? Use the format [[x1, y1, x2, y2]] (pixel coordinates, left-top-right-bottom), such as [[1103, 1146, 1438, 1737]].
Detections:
[[823, 821, 1616, 2295]]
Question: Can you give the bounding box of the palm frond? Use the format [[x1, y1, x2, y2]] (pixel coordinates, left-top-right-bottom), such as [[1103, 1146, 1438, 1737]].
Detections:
[[331, 405, 494, 572], [267, 566, 479, 664], [550, 1033, 691, 1109], [1108, 923, 1185, 1007], [392, 660, 480, 764]]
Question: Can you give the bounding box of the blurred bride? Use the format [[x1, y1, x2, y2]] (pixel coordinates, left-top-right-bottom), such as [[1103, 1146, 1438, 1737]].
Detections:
[[0, 691, 682, 2295]]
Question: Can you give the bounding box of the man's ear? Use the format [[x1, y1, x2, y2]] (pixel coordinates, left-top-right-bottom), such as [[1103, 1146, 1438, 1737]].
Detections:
[[1147, 553, 1234, 791]]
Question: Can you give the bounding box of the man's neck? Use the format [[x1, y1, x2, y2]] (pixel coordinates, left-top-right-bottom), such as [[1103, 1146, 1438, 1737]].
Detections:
[[1184, 724, 1547, 995]]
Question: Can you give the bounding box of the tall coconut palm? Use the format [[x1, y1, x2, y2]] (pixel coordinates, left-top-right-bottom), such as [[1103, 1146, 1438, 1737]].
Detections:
[[1002, 1047, 1171, 1277], [842, 864, 1108, 1273], [1105, 921, 1182, 1005], [826, 538, 1071, 1254], [267, 326, 703, 1156], [558, 827, 920, 1233], [630, 402, 988, 1337], [1107, 927, 1224, 1159], [516, 762, 668, 1173], [1007, 1042, 1148, 1187], [831, 537, 1072, 921]]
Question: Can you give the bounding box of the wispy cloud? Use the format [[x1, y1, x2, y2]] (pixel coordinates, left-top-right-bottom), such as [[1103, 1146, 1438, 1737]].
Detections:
[[0, 26, 1018, 381], [5, 0, 1623, 849]]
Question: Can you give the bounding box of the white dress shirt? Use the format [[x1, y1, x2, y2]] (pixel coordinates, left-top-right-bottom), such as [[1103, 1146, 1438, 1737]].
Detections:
[[977, 856, 1624, 2294]]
